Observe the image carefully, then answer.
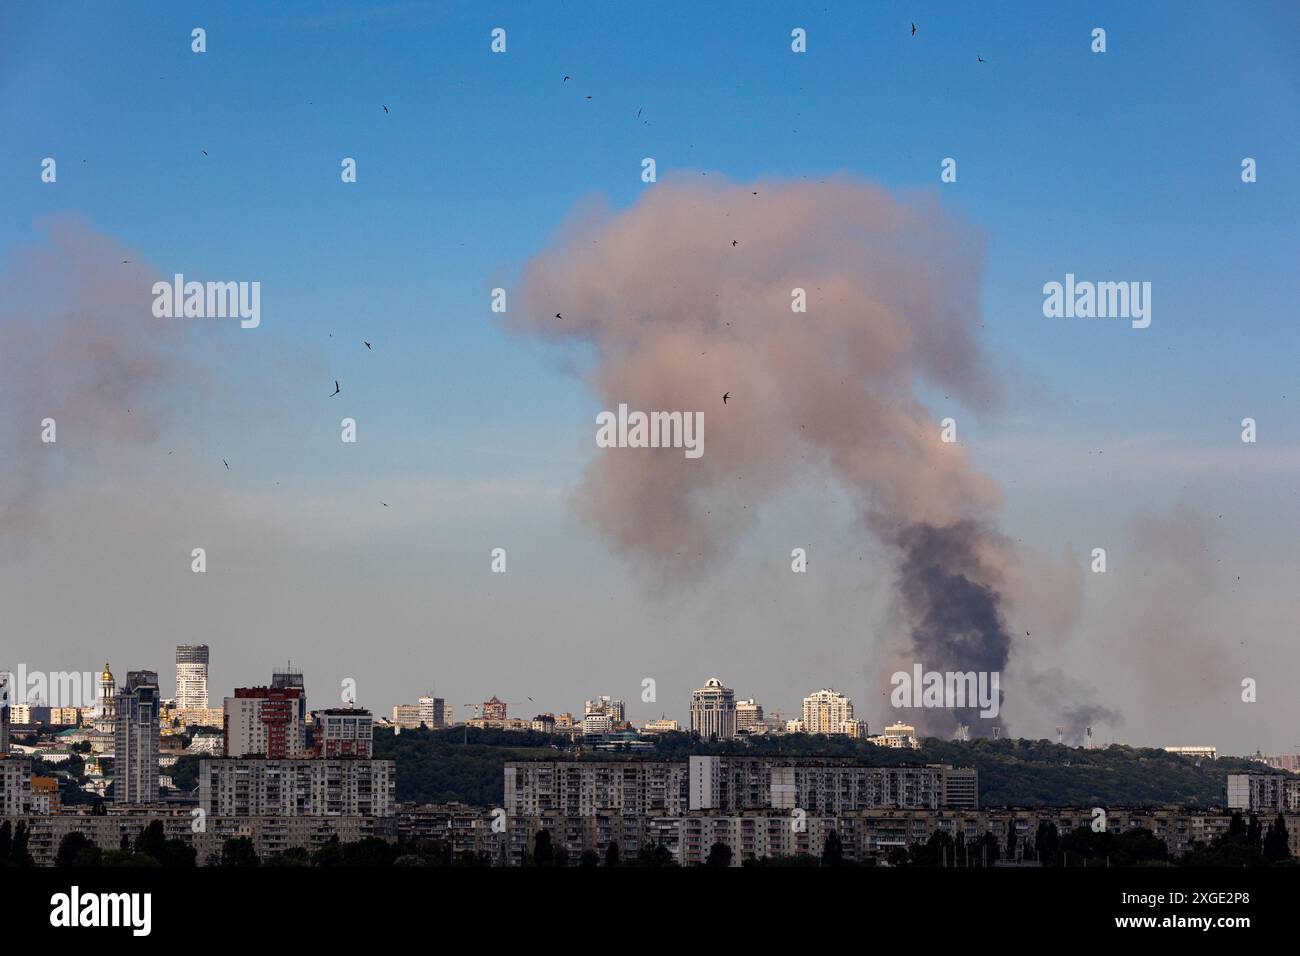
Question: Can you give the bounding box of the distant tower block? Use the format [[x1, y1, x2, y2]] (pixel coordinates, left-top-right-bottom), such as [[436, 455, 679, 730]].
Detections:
[[1056, 726, 1064, 745], [175, 644, 210, 710], [1086, 726, 1094, 750]]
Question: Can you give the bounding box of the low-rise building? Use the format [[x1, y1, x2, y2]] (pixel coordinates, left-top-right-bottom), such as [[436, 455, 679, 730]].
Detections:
[[2, 808, 394, 866], [640, 718, 680, 734]]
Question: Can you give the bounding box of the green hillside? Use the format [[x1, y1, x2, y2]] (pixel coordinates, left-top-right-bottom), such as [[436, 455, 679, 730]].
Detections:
[[374, 728, 1278, 809]]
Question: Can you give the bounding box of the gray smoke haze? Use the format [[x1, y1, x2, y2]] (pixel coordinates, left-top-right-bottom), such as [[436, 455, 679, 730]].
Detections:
[[0, 220, 183, 536], [511, 175, 1056, 734]]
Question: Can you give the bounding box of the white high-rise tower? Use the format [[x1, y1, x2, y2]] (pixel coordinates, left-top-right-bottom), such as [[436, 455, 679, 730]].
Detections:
[[175, 644, 210, 710]]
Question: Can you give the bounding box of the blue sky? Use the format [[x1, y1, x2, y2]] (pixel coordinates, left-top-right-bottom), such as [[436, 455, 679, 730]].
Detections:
[[1, 1, 1297, 750]]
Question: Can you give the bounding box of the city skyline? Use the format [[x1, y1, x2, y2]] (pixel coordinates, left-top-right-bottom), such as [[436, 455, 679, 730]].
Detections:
[[2, 2, 1298, 758], [0, 648, 1268, 757]]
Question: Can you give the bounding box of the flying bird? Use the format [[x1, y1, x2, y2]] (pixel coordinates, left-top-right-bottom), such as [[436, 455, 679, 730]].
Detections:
[[555, 312, 563, 319], [563, 74, 570, 82], [383, 105, 389, 113], [363, 341, 372, 350], [731, 239, 738, 247], [722, 392, 731, 405], [222, 459, 229, 470], [202, 150, 208, 155], [331, 380, 340, 397], [911, 22, 917, 36], [381, 502, 389, 508], [977, 56, 985, 63]]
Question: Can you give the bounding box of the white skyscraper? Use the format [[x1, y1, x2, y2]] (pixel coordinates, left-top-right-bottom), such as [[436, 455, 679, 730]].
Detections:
[[690, 678, 736, 739], [802, 688, 856, 735], [175, 644, 210, 710]]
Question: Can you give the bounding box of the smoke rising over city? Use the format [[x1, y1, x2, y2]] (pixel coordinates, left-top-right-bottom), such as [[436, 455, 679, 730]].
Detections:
[[512, 176, 1042, 732]]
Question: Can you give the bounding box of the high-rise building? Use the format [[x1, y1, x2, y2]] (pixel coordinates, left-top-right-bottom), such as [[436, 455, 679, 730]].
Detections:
[[270, 666, 308, 747], [224, 686, 306, 758], [584, 696, 625, 722], [690, 678, 736, 739], [113, 670, 160, 804], [174, 644, 210, 710], [422, 696, 451, 728], [802, 688, 855, 735], [482, 696, 508, 720], [735, 698, 764, 733], [314, 708, 374, 759]]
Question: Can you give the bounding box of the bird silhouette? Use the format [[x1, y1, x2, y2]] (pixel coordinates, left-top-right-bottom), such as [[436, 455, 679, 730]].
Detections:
[[977, 56, 985, 63], [911, 22, 917, 36], [555, 312, 563, 319], [722, 392, 731, 405], [731, 239, 738, 247], [364, 341, 372, 350], [331, 380, 340, 397], [222, 459, 229, 470], [383, 105, 389, 113], [563, 74, 570, 82]]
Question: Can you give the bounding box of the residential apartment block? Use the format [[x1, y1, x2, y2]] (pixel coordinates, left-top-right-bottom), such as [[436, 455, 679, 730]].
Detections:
[[504, 757, 978, 821], [688, 756, 978, 812], [1226, 772, 1300, 812], [198, 758, 395, 817], [505, 761, 690, 817]]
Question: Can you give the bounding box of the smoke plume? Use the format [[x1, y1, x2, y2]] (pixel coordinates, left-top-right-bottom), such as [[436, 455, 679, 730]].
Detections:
[[0, 220, 182, 537], [512, 176, 1022, 733]]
